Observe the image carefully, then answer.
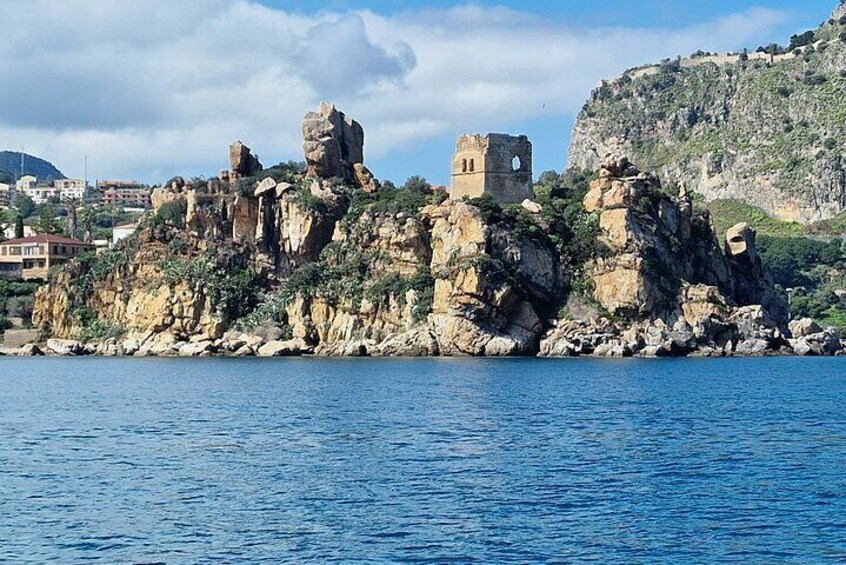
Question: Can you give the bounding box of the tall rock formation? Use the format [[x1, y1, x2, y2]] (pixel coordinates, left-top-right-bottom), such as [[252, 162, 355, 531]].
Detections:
[[302, 102, 377, 191], [569, 4, 846, 223], [31, 104, 814, 356], [229, 141, 262, 177], [583, 156, 787, 329]]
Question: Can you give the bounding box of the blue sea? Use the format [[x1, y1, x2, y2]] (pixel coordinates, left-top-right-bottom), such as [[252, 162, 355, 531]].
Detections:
[[0, 357, 844, 563]]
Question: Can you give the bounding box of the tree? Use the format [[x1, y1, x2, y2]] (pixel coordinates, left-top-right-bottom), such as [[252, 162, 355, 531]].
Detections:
[[79, 205, 95, 243], [65, 198, 80, 239], [12, 194, 36, 219], [36, 204, 61, 234], [14, 214, 23, 239], [0, 209, 15, 240]]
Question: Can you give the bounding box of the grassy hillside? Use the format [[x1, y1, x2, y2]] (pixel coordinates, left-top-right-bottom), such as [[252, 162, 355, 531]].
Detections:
[[708, 199, 805, 239]]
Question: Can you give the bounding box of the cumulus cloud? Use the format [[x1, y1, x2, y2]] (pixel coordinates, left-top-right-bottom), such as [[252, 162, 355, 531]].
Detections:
[[0, 0, 791, 182]]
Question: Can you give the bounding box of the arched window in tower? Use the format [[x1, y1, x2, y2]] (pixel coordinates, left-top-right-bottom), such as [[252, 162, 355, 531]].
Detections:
[[462, 159, 468, 173], [512, 155, 522, 172], [469, 159, 475, 172]]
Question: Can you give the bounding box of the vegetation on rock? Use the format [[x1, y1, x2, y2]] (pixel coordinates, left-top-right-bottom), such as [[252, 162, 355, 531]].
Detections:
[[569, 6, 846, 224]]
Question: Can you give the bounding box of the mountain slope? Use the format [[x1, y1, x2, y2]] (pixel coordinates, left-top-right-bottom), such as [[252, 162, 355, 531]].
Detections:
[[0, 151, 65, 182], [568, 3, 846, 224]]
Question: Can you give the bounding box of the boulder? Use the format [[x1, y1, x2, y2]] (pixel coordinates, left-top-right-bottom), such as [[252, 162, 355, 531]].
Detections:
[[20, 343, 44, 356], [254, 177, 277, 198], [46, 338, 83, 356], [789, 318, 822, 338], [353, 163, 379, 193], [725, 222, 757, 263], [178, 341, 213, 357], [790, 330, 843, 356], [229, 141, 262, 176], [315, 340, 370, 357], [374, 328, 439, 357], [734, 338, 772, 356], [521, 199, 543, 214], [275, 182, 295, 198], [302, 102, 365, 181], [257, 340, 304, 357]]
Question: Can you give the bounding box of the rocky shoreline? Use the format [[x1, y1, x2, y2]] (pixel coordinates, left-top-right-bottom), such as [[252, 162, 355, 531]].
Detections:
[[4, 314, 844, 358]]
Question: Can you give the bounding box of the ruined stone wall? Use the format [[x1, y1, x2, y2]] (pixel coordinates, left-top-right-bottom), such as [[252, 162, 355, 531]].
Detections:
[[451, 134, 533, 203]]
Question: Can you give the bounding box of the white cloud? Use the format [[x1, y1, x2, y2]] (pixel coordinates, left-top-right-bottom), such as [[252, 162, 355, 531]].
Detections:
[[0, 1, 791, 182]]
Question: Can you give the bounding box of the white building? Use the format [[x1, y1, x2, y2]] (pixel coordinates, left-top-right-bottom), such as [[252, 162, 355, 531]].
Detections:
[[15, 175, 36, 191], [0, 183, 13, 207], [23, 185, 61, 204], [111, 222, 138, 247], [54, 179, 86, 200], [2, 224, 35, 240]]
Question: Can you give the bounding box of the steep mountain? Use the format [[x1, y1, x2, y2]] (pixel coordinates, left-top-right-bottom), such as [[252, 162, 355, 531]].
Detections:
[[568, 3, 846, 224], [0, 151, 65, 182]]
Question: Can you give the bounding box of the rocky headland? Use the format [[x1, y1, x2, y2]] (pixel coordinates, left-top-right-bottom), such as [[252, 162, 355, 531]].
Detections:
[[569, 3, 846, 224], [15, 103, 845, 358]]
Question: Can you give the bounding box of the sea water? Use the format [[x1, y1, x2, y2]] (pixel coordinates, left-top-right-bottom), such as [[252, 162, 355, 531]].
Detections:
[[0, 357, 844, 563]]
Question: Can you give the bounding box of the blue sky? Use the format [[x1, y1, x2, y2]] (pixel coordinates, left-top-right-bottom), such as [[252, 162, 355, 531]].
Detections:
[[0, 0, 837, 186], [254, 0, 838, 185]]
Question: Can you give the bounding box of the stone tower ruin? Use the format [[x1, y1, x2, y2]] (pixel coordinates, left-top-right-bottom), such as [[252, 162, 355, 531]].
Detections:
[[451, 133, 533, 203]]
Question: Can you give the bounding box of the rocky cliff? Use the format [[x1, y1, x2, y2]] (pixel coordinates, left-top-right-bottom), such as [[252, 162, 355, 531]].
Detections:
[[569, 3, 846, 224], [30, 103, 840, 357]]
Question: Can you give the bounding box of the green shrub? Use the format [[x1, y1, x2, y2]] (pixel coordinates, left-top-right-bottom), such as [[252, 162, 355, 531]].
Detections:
[[155, 200, 187, 228], [158, 254, 259, 320], [757, 236, 844, 288], [5, 295, 34, 318], [78, 319, 125, 343], [341, 175, 442, 232]]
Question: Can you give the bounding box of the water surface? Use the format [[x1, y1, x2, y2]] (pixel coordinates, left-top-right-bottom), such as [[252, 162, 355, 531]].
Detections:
[[0, 357, 844, 563]]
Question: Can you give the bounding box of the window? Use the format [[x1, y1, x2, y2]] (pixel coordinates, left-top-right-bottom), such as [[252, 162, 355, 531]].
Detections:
[[512, 155, 522, 172], [462, 159, 467, 173], [469, 159, 475, 172]]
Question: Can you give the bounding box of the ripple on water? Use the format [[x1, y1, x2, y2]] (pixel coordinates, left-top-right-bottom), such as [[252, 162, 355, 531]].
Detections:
[[0, 357, 844, 564]]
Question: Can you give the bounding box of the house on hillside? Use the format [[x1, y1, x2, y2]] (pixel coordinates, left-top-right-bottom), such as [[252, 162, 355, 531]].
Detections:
[[0, 234, 94, 280], [98, 180, 150, 209], [24, 184, 61, 204], [54, 179, 86, 200], [111, 222, 138, 247], [15, 175, 36, 192]]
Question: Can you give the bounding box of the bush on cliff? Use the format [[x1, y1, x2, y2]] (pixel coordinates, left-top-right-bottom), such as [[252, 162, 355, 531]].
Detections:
[[154, 200, 187, 228], [0, 280, 40, 319], [341, 176, 446, 232], [158, 253, 260, 321]]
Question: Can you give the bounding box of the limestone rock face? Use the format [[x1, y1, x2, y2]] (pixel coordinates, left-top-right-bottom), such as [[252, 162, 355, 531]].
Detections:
[[33, 232, 232, 344], [151, 186, 185, 214], [229, 141, 262, 177], [585, 155, 787, 327], [303, 102, 365, 182], [568, 15, 846, 223], [34, 123, 800, 357], [423, 200, 545, 356]]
